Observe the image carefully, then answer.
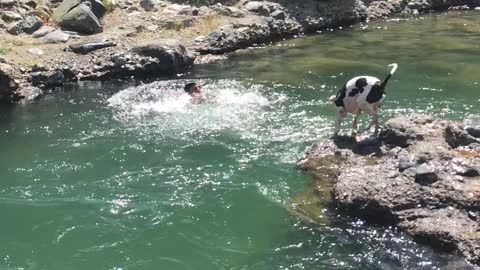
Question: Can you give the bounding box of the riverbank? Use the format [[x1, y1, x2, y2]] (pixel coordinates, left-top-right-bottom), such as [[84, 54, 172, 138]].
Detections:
[[298, 114, 480, 265], [1, 0, 480, 102]]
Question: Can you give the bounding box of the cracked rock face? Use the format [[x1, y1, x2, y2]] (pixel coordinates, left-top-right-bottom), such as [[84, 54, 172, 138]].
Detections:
[[299, 114, 480, 265]]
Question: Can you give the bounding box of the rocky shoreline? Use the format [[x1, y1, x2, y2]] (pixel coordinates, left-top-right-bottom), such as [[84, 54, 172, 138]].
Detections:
[[1, 0, 480, 102], [298, 114, 480, 265]]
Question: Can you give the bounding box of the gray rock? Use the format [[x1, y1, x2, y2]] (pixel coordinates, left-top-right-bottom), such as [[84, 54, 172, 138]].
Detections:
[[194, 35, 206, 43], [69, 40, 116, 54], [57, 3, 102, 34], [379, 114, 431, 147], [40, 30, 70, 43], [131, 39, 194, 74], [53, 0, 82, 21], [244, 1, 269, 16], [270, 10, 286, 20], [27, 48, 45, 56], [18, 86, 43, 101], [163, 4, 192, 15], [2, 11, 23, 22], [448, 5, 470, 10], [31, 70, 65, 86], [455, 165, 479, 177], [32, 26, 55, 38], [0, 0, 16, 6], [21, 15, 43, 34], [0, 63, 18, 99], [53, 0, 106, 21], [6, 22, 22, 35], [464, 115, 480, 138], [31, 64, 47, 72], [415, 163, 438, 185], [140, 0, 156, 11], [407, 0, 430, 10], [300, 114, 480, 265], [208, 31, 225, 41], [444, 123, 478, 148], [398, 157, 414, 172], [213, 6, 243, 17]]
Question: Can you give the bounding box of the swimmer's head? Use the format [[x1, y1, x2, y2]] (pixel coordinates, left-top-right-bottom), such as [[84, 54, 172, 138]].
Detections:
[[184, 82, 201, 95]]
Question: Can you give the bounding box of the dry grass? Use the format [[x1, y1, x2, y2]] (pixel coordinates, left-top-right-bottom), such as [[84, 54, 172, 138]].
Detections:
[[196, 15, 225, 34]]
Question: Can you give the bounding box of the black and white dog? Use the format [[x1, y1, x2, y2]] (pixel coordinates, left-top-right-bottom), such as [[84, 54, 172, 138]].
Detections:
[[329, 63, 398, 136]]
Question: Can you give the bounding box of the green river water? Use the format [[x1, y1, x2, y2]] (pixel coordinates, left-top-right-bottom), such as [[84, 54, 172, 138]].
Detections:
[[1, 11, 480, 270]]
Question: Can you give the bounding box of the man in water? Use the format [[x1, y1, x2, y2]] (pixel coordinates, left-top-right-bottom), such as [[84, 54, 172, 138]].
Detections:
[[184, 82, 205, 103]]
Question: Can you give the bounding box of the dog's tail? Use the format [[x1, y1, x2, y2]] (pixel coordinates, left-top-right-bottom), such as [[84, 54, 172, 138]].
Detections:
[[380, 63, 398, 89], [329, 95, 336, 102]]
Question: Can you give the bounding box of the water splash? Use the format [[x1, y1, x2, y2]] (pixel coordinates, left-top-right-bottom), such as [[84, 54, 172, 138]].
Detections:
[[107, 79, 328, 150]]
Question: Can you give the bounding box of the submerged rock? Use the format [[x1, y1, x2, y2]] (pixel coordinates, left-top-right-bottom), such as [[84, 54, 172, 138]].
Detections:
[[299, 114, 480, 265]]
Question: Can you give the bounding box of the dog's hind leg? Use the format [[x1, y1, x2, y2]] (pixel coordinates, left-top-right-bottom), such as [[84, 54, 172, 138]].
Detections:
[[371, 114, 379, 135], [351, 111, 361, 136]]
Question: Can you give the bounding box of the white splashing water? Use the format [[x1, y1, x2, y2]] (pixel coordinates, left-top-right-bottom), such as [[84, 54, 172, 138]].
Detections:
[[107, 79, 329, 164]]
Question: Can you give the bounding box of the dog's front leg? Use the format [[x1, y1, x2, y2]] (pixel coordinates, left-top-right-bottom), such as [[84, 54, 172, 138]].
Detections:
[[333, 111, 345, 137]]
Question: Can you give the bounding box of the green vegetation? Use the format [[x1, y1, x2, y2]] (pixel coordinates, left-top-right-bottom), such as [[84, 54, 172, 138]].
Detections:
[[175, 21, 185, 31], [102, 0, 114, 11], [0, 46, 11, 55]]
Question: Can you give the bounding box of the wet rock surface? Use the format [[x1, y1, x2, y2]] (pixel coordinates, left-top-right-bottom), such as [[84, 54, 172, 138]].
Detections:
[[299, 114, 480, 265]]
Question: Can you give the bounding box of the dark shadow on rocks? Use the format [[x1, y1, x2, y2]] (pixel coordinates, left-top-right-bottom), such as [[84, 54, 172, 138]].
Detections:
[[333, 134, 382, 156]]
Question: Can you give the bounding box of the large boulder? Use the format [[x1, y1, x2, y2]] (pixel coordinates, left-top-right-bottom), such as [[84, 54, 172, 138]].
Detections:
[[21, 15, 43, 34], [0, 63, 18, 100], [56, 3, 103, 34], [53, 0, 106, 21], [131, 39, 195, 74], [299, 114, 480, 265]]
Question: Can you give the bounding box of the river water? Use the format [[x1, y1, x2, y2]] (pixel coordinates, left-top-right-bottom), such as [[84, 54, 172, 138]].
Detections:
[[1, 11, 479, 270]]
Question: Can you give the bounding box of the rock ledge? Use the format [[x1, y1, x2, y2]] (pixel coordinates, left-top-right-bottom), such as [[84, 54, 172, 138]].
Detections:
[[299, 114, 480, 265]]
